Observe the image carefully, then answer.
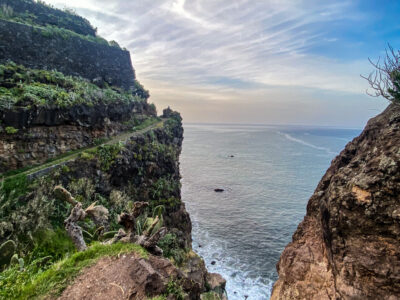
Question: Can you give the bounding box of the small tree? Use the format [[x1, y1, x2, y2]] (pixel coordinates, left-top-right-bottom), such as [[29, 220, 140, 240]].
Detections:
[[362, 45, 400, 104]]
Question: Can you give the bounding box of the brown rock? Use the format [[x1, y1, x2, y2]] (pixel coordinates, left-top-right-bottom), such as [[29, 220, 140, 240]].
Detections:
[[206, 273, 226, 294], [58, 253, 179, 300], [58, 251, 217, 300], [271, 104, 400, 300]]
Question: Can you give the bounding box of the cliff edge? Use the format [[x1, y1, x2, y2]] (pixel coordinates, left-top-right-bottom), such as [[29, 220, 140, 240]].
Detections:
[[0, 2, 226, 299], [271, 103, 400, 299]]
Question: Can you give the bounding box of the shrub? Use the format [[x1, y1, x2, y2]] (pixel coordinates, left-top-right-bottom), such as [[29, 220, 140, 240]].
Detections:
[[5, 126, 18, 134], [96, 142, 124, 171], [158, 233, 186, 266], [29, 229, 75, 262], [165, 280, 185, 300]]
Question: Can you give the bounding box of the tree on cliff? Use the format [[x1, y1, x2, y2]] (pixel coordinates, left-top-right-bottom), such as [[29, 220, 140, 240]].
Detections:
[[363, 45, 400, 104]]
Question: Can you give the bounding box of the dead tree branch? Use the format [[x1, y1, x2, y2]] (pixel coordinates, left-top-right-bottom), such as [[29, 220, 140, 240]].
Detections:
[[54, 186, 109, 251], [361, 44, 400, 103]]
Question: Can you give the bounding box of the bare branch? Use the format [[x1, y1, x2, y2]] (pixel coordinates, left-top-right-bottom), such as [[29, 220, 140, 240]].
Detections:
[[362, 44, 400, 104]]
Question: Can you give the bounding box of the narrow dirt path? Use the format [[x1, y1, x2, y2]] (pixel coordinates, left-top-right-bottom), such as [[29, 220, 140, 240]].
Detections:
[[2, 119, 165, 181]]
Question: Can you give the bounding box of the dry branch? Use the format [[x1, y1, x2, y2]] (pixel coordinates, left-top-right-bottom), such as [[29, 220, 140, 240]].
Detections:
[[362, 45, 400, 103], [53, 186, 109, 251]]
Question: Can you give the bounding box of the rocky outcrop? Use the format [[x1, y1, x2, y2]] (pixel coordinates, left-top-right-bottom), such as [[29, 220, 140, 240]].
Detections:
[[58, 251, 225, 300], [271, 103, 400, 299]]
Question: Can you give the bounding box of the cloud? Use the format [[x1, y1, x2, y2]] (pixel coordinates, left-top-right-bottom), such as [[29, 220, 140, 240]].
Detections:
[[44, 0, 388, 126]]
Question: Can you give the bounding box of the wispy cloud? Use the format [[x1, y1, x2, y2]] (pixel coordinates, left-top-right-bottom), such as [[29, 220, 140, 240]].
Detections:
[[45, 0, 394, 126]]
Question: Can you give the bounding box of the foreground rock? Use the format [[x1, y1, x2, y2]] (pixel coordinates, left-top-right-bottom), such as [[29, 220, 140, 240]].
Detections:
[[58, 251, 226, 300], [271, 103, 400, 300]]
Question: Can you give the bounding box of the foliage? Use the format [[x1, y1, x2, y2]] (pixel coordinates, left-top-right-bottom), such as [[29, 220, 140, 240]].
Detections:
[[157, 233, 186, 266], [165, 279, 185, 300], [0, 242, 147, 300], [0, 62, 145, 109], [363, 45, 400, 104], [96, 142, 124, 171], [150, 176, 181, 209], [2, 174, 28, 198], [132, 117, 161, 131], [0, 175, 66, 247], [5, 126, 18, 134], [133, 79, 150, 99], [38, 24, 113, 46], [68, 177, 95, 203], [0, 240, 16, 270], [29, 229, 75, 263]]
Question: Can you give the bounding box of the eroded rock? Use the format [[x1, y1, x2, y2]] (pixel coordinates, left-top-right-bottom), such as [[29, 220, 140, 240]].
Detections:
[[271, 103, 400, 299]]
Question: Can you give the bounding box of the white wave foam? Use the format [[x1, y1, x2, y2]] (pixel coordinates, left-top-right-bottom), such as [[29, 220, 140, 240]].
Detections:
[[189, 214, 273, 300], [279, 132, 335, 155]]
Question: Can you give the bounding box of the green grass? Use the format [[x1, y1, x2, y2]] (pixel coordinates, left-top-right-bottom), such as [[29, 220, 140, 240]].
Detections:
[[2, 174, 28, 198], [0, 242, 147, 300], [132, 117, 161, 131]]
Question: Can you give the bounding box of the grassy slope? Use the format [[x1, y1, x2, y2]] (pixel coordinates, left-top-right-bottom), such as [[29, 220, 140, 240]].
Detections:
[[0, 243, 147, 300]]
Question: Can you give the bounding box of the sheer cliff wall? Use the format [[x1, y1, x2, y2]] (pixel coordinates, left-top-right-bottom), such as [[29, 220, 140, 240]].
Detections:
[[0, 19, 136, 90]]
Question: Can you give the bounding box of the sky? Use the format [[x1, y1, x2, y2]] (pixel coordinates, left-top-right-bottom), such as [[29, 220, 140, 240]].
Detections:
[[44, 0, 400, 127]]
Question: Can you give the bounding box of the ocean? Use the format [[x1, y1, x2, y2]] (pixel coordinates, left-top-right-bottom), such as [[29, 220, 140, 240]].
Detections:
[[180, 123, 361, 300]]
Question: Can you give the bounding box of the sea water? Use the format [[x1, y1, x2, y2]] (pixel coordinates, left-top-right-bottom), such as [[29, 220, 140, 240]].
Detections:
[[180, 124, 361, 300]]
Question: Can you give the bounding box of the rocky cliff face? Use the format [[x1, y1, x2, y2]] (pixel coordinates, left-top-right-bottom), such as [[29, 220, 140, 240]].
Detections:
[[0, 19, 136, 90], [271, 103, 400, 300], [0, 102, 155, 173], [0, 2, 227, 299]]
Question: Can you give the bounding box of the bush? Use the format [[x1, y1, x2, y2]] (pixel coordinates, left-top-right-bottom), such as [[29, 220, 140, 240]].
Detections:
[[96, 142, 124, 171], [5, 126, 18, 134], [29, 229, 75, 262], [158, 233, 186, 266], [165, 280, 184, 300]]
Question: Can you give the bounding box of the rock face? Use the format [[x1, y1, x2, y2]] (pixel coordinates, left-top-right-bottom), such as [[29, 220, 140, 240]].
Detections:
[[0, 0, 96, 36], [0, 102, 156, 173], [271, 103, 400, 300], [0, 19, 136, 90]]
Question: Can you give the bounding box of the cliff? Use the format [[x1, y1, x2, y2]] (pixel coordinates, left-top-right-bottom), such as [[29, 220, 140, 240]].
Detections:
[[0, 19, 136, 90], [271, 103, 400, 299], [0, 0, 96, 35], [0, 1, 226, 299]]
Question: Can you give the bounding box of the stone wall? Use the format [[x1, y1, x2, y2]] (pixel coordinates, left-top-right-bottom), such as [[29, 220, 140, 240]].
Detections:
[[0, 19, 136, 90]]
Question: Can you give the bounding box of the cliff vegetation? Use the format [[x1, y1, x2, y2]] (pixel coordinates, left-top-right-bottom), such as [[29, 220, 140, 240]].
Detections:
[[0, 1, 226, 299]]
